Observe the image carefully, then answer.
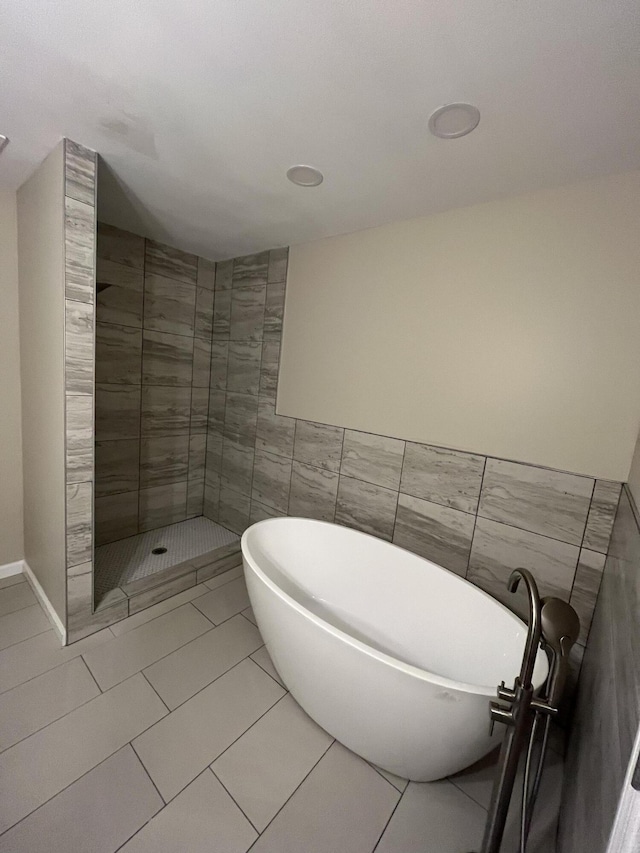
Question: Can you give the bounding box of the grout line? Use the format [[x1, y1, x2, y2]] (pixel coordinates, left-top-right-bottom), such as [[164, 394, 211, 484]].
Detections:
[[249, 648, 284, 688], [465, 455, 489, 579], [209, 765, 261, 834], [140, 670, 171, 714], [370, 787, 406, 853], [368, 763, 407, 793], [447, 775, 492, 812], [81, 654, 104, 694], [130, 740, 167, 806]]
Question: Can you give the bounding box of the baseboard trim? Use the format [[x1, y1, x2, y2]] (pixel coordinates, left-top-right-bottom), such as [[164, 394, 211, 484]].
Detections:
[[0, 560, 25, 580], [22, 561, 67, 646]]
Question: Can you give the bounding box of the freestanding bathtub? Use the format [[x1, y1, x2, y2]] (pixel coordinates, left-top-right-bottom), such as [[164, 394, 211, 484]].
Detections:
[[241, 517, 548, 781]]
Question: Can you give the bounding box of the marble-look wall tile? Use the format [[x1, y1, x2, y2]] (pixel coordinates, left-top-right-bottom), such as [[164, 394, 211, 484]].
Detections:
[[139, 482, 188, 531], [95, 439, 140, 497], [221, 439, 255, 496], [65, 299, 94, 394], [210, 341, 229, 390], [252, 451, 292, 513], [141, 386, 191, 436], [190, 386, 210, 434], [96, 257, 144, 291], [570, 549, 606, 645], [393, 494, 475, 576], [97, 223, 144, 268], [583, 480, 622, 554], [213, 290, 231, 338], [232, 252, 269, 287], [208, 390, 226, 435], [67, 482, 93, 567], [96, 281, 143, 329], [293, 420, 344, 473], [186, 481, 205, 518], [64, 140, 96, 206], [197, 257, 216, 291], [142, 330, 193, 386], [289, 461, 339, 522], [143, 275, 196, 336], [188, 435, 207, 484], [256, 398, 296, 458], [95, 384, 141, 440], [478, 459, 593, 546], [145, 239, 197, 284], [259, 340, 280, 398], [400, 443, 485, 515], [335, 475, 398, 541], [250, 501, 283, 524], [230, 284, 266, 341], [192, 337, 212, 388], [203, 475, 221, 521], [268, 247, 288, 284], [139, 435, 190, 488], [219, 487, 250, 534], [206, 431, 223, 478], [66, 395, 93, 483], [66, 560, 93, 626], [340, 430, 405, 490], [227, 341, 262, 396], [467, 516, 580, 619], [194, 288, 214, 339], [95, 491, 139, 545], [264, 282, 285, 338], [215, 259, 233, 291], [224, 392, 258, 448], [65, 198, 95, 303], [95, 322, 142, 385]]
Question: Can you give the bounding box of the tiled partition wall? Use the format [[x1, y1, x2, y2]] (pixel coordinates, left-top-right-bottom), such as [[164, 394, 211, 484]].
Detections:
[[94, 223, 216, 545], [204, 246, 622, 668]]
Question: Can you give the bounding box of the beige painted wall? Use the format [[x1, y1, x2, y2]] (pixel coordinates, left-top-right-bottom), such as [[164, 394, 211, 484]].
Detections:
[[279, 172, 640, 481], [17, 143, 67, 620], [0, 191, 24, 566]]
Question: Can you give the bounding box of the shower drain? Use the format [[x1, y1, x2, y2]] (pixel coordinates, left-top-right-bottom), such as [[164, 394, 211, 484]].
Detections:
[[151, 547, 168, 555]]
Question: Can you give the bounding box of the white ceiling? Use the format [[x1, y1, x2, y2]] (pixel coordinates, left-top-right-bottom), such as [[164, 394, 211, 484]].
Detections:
[[2, 0, 640, 260]]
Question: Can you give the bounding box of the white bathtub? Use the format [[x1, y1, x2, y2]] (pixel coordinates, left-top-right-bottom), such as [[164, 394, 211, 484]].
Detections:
[[241, 517, 548, 781]]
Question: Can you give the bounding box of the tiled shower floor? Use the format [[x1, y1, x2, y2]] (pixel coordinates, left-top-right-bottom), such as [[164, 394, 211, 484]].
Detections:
[[0, 571, 564, 852], [94, 517, 239, 600]]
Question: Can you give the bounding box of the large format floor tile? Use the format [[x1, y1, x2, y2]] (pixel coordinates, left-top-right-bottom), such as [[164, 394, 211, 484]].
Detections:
[[144, 613, 263, 710], [0, 674, 166, 834], [249, 741, 399, 853], [0, 746, 162, 853], [0, 581, 36, 618], [0, 657, 100, 751], [0, 604, 51, 652], [374, 779, 486, 853], [133, 659, 284, 801], [192, 576, 251, 624], [250, 646, 284, 686], [83, 603, 213, 690], [119, 769, 257, 853], [212, 693, 334, 831]]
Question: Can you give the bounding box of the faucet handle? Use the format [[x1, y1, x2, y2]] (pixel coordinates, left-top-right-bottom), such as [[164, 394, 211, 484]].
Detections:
[[497, 681, 516, 703], [489, 700, 514, 735]]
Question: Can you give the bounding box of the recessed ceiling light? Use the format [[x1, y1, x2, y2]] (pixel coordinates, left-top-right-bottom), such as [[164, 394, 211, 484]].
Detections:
[[428, 104, 480, 139], [286, 165, 324, 187], [0, 136, 9, 155]]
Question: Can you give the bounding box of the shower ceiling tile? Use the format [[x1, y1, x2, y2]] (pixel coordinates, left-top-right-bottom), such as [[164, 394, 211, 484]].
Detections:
[[478, 459, 593, 546], [467, 517, 580, 619], [335, 475, 398, 541], [96, 323, 143, 385], [400, 443, 486, 515], [145, 240, 198, 285], [144, 275, 196, 337], [340, 430, 405, 491], [97, 223, 145, 269], [95, 439, 140, 497], [140, 436, 190, 489], [95, 384, 141, 441], [142, 330, 193, 387], [393, 493, 474, 576], [139, 482, 189, 532]]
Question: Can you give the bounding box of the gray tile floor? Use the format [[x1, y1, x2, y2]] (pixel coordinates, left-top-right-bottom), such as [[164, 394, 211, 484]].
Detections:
[[95, 517, 239, 598], [0, 570, 563, 852]]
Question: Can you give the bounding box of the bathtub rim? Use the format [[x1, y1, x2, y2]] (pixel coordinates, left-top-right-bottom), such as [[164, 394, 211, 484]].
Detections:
[[241, 516, 549, 697]]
